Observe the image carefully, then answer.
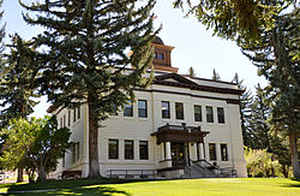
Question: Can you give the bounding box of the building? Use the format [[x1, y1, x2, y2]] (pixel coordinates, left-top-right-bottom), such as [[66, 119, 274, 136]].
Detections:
[[49, 37, 247, 178]]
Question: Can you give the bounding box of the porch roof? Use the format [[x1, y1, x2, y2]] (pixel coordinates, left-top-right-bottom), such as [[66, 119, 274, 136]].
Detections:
[[151, 123, 209, 144]]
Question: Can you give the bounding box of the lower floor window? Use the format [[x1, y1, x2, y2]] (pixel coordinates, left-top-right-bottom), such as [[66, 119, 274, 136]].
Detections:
[[109, 139, 119, 159], [220, 144, 228, 161], [139, 141, 149, 160], [72, 142, 80, 163], [125, 140, 134, 160], [209, 143, 217, 161]]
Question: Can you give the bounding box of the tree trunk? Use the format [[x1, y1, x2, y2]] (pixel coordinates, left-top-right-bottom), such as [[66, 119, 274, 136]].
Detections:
[[16, 168, 24, 183], [289, 133, 300, 179], [88, 92, 100, 178], [38, 165, 47, 182]]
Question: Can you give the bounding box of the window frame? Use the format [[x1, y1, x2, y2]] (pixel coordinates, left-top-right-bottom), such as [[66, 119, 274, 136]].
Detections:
[[209, 143, 217, 161], [124, 140, 134, 160], [123, 101, 134, 117], [206, 106, 214, 123], [139, 140, 149, 160], [161, 101, 170, 119], [217, 107, 225, 124], [220, 144, 228, 161], [108, 139, 119, 159], [175, 102, 184, 120], [138, 100, 148, 118], [194, 105, 202, 122]]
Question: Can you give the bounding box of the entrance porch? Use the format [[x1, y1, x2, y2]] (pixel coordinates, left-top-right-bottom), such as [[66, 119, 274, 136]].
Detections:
[[151, 123, 209, 174]]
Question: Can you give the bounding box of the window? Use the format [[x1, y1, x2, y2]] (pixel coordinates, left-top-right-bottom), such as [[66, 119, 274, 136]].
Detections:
[[124, 101, 133, 117], [108, 139, 119, 159], [62, 152, 65, 168], [138, 100, 147, 118], [175, 102, 184, 120], [68, 110, 71, 126], [155, 52, 164, 60], [209, 143, 217, 161], [161, 101, 170, 119], [124, 140, 134, 160], [77, 106, 80, 120], [72, 142, 80, 163], [73, 108, 76, 122], [206, 106, 214, 123], [63, 115, 66, 128], [139, 141, 149, 160], [220, 144, 228, 161], [217, 107, 225, 124], [60, 118, 63, 128], [194, 105, 202, 122]]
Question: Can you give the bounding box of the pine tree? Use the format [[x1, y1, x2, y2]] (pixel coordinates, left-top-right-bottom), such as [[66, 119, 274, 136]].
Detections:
[[212, 68, 221, 81], [20, 0, 159, 178], [231, 73, 254, 148], [188, 66, 195, 77], [241, 8, 300, 178]]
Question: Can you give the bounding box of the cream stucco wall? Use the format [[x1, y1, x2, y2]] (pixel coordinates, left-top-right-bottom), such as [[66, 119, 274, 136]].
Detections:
[[51, 77, 247, 178]]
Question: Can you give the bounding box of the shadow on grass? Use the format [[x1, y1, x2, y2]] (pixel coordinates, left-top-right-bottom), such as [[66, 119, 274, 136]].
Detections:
[[42, 186, 131, 196]]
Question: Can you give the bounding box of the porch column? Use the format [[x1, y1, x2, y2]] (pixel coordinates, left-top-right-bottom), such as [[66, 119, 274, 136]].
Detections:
[[200, 143, 205, 160], [165, 142, 171, 160], [161, 143, 165, 160]]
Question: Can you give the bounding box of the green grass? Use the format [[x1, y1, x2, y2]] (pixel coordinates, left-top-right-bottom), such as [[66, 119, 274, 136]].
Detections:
[[1, 178, 300, 196]]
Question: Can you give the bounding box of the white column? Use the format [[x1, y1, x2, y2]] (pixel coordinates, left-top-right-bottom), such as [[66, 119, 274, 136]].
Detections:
[[165, 142, 171, 160], [199, 143, 205, 160]]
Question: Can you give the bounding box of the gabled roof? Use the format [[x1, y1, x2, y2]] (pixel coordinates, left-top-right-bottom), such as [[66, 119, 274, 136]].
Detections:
[[153, 73, 244, 95]]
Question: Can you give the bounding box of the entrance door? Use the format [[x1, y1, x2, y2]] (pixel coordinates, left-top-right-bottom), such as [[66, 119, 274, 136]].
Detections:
[[171, 142, 186, 167]]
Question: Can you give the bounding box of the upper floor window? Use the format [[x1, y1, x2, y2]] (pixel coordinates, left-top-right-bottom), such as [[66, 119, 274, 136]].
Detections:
[[124, 101, 133, 117], [209, 143, 217, 161], [139, 141, 149, 160], [194, 105, 202, 122], [124, 140, 134, 160], [108, 139, 119, 159], [155, 52, 164, 60], [68, 110, 71, 126], [77, 106, 81, 120], [73, 108, 76, 122], [217, 107, 225, 124], [206, 106, 214, 123], [138, 100, 147, 118], [175, 102, 184, 120], [220, 144, 228, 161], [161, 101, 170, 119]]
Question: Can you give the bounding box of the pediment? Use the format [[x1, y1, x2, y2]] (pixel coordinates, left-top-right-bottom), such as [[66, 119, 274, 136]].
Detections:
[[154, 73, 199, 87]]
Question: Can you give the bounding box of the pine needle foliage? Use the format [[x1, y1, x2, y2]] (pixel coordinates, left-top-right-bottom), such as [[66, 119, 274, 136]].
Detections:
[[19, 0, 159, 178]]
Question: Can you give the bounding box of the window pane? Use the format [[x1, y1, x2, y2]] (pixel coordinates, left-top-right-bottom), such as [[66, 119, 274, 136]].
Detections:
[[77, 106, 80, 120], [124, 101, 133, 117], [221, 144, 228, 161], [139, 141, 149, 160], [217, 107, 225, 123], [175, 102, 184, 120], [109, 139, 119, 159], [138, 100, 147, 118], [206, 106, 214, 123], [194, 105, 202, 122], [161, 101, 170, 119], [68, 110, 71, 126], [73, 108, 76, 122], [209, 143, 217, 161], [125, 140, 134, 160]]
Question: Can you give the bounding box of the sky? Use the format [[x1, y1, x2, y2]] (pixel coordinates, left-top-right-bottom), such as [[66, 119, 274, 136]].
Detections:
[[1, 0, 267, 118]]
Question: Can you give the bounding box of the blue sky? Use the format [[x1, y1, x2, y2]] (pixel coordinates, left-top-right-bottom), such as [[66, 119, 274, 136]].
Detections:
[[2, 0, 266, 118]]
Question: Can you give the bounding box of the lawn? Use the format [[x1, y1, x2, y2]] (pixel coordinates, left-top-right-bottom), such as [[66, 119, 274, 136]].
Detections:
[[1, 178, 300, 196]]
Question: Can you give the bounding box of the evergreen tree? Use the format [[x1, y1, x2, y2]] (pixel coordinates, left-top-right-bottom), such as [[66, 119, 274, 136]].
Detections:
[[0, 34, 40, 182], [174, 0, 294, 40], [241, 8, 300, 178], [20, 0, 159, 178], [231, 73, 254, 148], [188, 66, 195, 77], [212, 68, 221, 81]]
